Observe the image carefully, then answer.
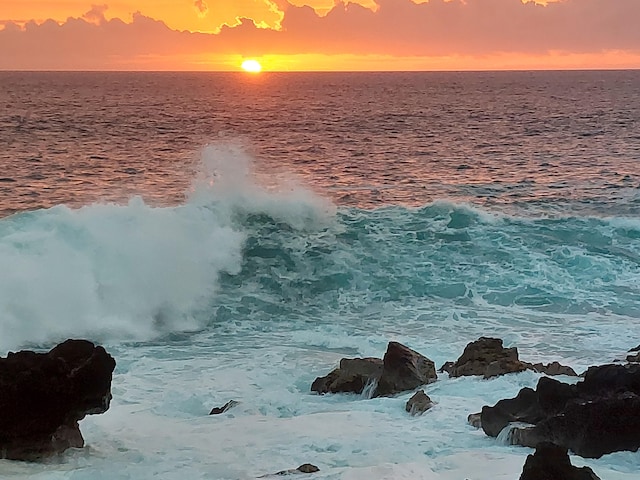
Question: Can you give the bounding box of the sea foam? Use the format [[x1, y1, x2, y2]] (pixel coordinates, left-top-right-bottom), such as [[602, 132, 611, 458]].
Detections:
[[0, 144, 333, 352]]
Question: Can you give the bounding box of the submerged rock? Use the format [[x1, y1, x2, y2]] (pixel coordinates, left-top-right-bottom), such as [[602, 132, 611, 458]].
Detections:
[[0, 339, 116, 460], [405, 390, 433, 415], [519, 442, 601, 480], [311, 342, 436, 397], [209, 400, 240, 415], [260, 463, 319, 477], [481, 363, 640, 458]]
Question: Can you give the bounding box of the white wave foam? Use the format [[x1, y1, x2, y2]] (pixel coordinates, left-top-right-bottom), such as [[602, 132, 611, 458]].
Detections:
[[0, 142, 334, 352], [188, 142, 336, 231]]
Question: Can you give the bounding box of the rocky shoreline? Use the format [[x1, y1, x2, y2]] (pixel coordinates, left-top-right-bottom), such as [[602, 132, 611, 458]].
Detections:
[[2, 336, 638, 478]]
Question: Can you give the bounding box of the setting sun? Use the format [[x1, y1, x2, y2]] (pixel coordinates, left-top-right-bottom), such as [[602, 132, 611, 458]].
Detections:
[[241, 59, 262, 73]]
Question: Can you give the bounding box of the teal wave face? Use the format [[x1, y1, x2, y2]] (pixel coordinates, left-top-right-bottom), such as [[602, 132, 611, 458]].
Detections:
[[214, 203, 640, 325]]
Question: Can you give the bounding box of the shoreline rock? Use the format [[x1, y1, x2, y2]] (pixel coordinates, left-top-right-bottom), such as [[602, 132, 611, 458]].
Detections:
[[481, 363, 640, 458], [440, 337, 576, 379], [519, 442, 601, 480], [311, 342, 436, 397], [0, 339, 116, 461]]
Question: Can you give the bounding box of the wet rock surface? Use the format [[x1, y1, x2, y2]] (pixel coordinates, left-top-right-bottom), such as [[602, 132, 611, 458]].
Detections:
[[311, 342, 436, 396], [405, 390, 433, 415], [482, 363, 640, 458], [519, 442, 601, 480], [0, 339, 116, 460]]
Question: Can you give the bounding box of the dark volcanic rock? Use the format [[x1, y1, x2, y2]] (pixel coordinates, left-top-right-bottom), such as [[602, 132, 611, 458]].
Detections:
[[481, 363, 640, 458], [443, 337, 576, 378], [0, 339, 116, 460], [375, 342, 437, 396], [311, 357, 383, 394], [467, 412, 482, 428], [405, 390, 433, 415], [627, 352, 640, 363], [511, 392, 640, 458], [209, 400, 239, 415], [529, 361, 578, 377], [311, 342, 436, 397], [445, 337, 528, 378], [519, 442, 601, 480], [261, 463, 320, 477]]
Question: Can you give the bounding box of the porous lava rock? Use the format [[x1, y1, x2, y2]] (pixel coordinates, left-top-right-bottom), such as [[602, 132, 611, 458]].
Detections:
[[481, 363, 640, 458], [311, 342, 436, 397], [519, 442, 601, 480], [0, 339, 116, 460]]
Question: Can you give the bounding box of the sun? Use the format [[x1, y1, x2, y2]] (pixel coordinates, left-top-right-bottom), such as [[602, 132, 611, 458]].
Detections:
[[241, 59, 262, 73]]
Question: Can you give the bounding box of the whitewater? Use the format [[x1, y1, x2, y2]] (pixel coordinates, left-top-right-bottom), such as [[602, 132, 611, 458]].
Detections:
[[1, 70, 640, 479], [0, 143, 638, 479]]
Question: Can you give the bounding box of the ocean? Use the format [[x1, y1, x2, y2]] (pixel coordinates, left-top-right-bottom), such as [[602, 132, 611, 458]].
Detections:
[[0, 70, 639, 479]]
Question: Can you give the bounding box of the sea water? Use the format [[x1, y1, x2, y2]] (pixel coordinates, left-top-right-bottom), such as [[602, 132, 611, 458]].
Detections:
[[0, 71, 639, 479]]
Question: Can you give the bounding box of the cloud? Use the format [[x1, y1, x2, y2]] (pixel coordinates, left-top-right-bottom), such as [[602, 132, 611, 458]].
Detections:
[[1, 0, 639, 69], [82, 4, 109, 25]]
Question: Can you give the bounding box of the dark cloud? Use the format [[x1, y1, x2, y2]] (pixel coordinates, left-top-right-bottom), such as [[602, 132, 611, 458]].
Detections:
[[1, 0, 639, 69]]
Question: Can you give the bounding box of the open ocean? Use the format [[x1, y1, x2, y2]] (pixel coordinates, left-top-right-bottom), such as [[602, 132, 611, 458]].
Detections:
[[1, 70, 639, 479]]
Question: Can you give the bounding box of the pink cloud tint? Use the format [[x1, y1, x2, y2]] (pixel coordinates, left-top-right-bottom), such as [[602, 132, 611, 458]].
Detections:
[[1, 0, 639, 69]]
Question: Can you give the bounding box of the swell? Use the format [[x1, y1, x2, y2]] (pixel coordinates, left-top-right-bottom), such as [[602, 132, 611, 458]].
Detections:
[[2, 196, 638, 353]]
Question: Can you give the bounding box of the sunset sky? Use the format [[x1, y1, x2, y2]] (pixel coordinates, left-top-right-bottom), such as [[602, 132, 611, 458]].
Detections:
[[1, 0, 639, 71]]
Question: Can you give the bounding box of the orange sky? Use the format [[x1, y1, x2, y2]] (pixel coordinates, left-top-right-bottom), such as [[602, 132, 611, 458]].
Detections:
[[1, 0, 639, 71]]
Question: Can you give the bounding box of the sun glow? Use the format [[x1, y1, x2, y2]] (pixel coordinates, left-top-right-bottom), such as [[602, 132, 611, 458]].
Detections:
[[241, 59, 262, 73]]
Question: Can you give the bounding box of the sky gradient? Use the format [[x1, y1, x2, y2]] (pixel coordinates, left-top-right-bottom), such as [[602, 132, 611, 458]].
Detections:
[[1, 0, 639, 71]]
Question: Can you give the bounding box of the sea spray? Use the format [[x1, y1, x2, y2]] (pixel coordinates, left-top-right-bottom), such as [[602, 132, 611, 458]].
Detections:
[[0, 144, 335, 352]]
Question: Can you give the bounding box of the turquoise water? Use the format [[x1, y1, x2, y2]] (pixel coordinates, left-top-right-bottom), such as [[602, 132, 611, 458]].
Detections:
[[0, 72, 639, 478]]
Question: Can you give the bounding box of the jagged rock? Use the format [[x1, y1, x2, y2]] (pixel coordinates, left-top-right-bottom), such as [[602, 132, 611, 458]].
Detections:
[[467, 412, 482, 428], [519, 442, 601, 480], [481, 363, 640, 458], [443, 337, 577, 379], [311, 358, 383, 394], [629, 344, 640, 353], [627, 352, 640, 363], [0, 339, 116, 460], [375, 342, 437, 396], [529, 361, 578, 377], [311, 342, 436, 397], [438, 361, 455, 375], [209, 400, 239, 415], [405, 390, 433, 415], [445, 337, 528, 378]]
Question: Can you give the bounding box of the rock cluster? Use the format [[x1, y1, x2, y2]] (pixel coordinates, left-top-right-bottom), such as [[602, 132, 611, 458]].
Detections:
[[311, 342, 436, 397], [440, 337, 576, 379], [0, 339, 116, 460], [480, 363, 640, 458]]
